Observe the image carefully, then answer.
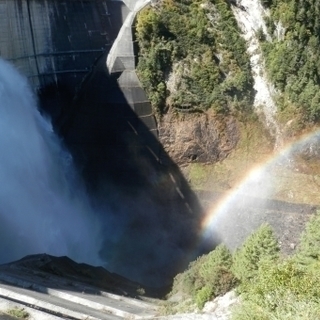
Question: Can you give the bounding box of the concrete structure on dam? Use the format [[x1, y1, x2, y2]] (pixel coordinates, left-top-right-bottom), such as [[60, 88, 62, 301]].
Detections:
[[0, 0, 155, 136]]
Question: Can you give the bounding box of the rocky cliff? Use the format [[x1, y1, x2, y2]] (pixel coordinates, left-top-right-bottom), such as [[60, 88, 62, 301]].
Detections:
[[159, 111, 240, 165]]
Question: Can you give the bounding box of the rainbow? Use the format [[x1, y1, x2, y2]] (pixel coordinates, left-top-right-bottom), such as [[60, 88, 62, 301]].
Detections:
[[199, 128, 320, 249]]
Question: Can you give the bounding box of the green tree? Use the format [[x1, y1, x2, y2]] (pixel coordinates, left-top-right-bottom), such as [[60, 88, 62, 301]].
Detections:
[[232, 223, 279, 285], [295, 211, 320, 267], [197, 244, 236, 298]]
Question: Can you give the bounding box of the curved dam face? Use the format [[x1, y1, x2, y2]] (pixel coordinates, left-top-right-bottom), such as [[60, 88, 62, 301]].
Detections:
[[0, 0, 128, 120], [0, 0, 207, 287]]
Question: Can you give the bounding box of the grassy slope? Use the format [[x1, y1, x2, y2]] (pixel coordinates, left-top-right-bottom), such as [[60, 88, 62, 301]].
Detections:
[[186, 122, 320, 206]]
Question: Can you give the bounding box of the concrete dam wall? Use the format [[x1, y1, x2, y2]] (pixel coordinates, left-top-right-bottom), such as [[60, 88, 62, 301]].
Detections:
[[0, 0, 158, 159], [0, 0, 124, 87], [0, 0, 126, 117]]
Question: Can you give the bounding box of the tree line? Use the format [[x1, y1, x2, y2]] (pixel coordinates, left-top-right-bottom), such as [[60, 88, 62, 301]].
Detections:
[[166, 211, 320, 319], [261, 0, 320, 130], [135, 0, 254, 117]]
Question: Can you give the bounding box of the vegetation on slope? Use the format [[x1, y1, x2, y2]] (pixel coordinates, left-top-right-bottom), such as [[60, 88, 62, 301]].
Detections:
[[170, 244, 236, 309], [166, 212, 320, 319], [135, 0, 254, 116], [260, 0, 320, 129], [136, 0, 320, 130]]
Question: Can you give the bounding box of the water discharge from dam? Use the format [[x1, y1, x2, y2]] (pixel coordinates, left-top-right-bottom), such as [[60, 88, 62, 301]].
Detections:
[[0, 0, 207, 289], [0, 58, 103, 266], [0, 57, 205, 288]]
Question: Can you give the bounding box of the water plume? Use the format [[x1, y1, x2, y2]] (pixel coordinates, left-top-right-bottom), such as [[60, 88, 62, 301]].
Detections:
[[0, 58, 102, 265]]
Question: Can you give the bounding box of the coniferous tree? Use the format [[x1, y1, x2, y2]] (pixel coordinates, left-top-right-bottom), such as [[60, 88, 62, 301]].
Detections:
[[170, 244, 236, 309], [295, 211, 320, 267], [232, 223, 279, 284], [261, 0, 320, 125], [197, 244, 236, 297]]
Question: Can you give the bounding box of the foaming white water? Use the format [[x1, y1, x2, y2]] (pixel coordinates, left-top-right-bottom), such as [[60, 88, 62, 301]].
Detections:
[[0, 58, 102, 265]]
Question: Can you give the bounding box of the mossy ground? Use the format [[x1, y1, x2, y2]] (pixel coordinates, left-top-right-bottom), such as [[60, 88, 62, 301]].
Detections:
[[6, 308, 29, 319]]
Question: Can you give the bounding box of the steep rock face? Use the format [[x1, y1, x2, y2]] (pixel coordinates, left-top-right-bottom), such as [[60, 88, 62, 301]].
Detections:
[[231, 0, 281, 143], [159, 111, 240, 166]]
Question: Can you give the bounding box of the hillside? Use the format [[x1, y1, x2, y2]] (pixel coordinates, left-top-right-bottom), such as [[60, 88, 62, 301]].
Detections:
[[136, 0, 320, 132], [135, 0, 320, 207], [135, 1, 320, 318]]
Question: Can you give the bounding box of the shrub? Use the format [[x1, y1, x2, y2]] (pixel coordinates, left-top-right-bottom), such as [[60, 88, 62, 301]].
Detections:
[[232, 296, 320, 320], [171, 244, 236, 309], [232, 259, 320, 319], [196, 285, 213, 309], [198, 245, 237, 298]]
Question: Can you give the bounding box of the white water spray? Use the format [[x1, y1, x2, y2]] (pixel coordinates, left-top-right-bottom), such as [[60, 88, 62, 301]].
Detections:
[[0, 58, 102, 265]]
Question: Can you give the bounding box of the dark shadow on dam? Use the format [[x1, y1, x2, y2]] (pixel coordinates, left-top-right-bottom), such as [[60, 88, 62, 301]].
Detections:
[[0, 0, 209, 289], [44, 54, 207, 288]]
